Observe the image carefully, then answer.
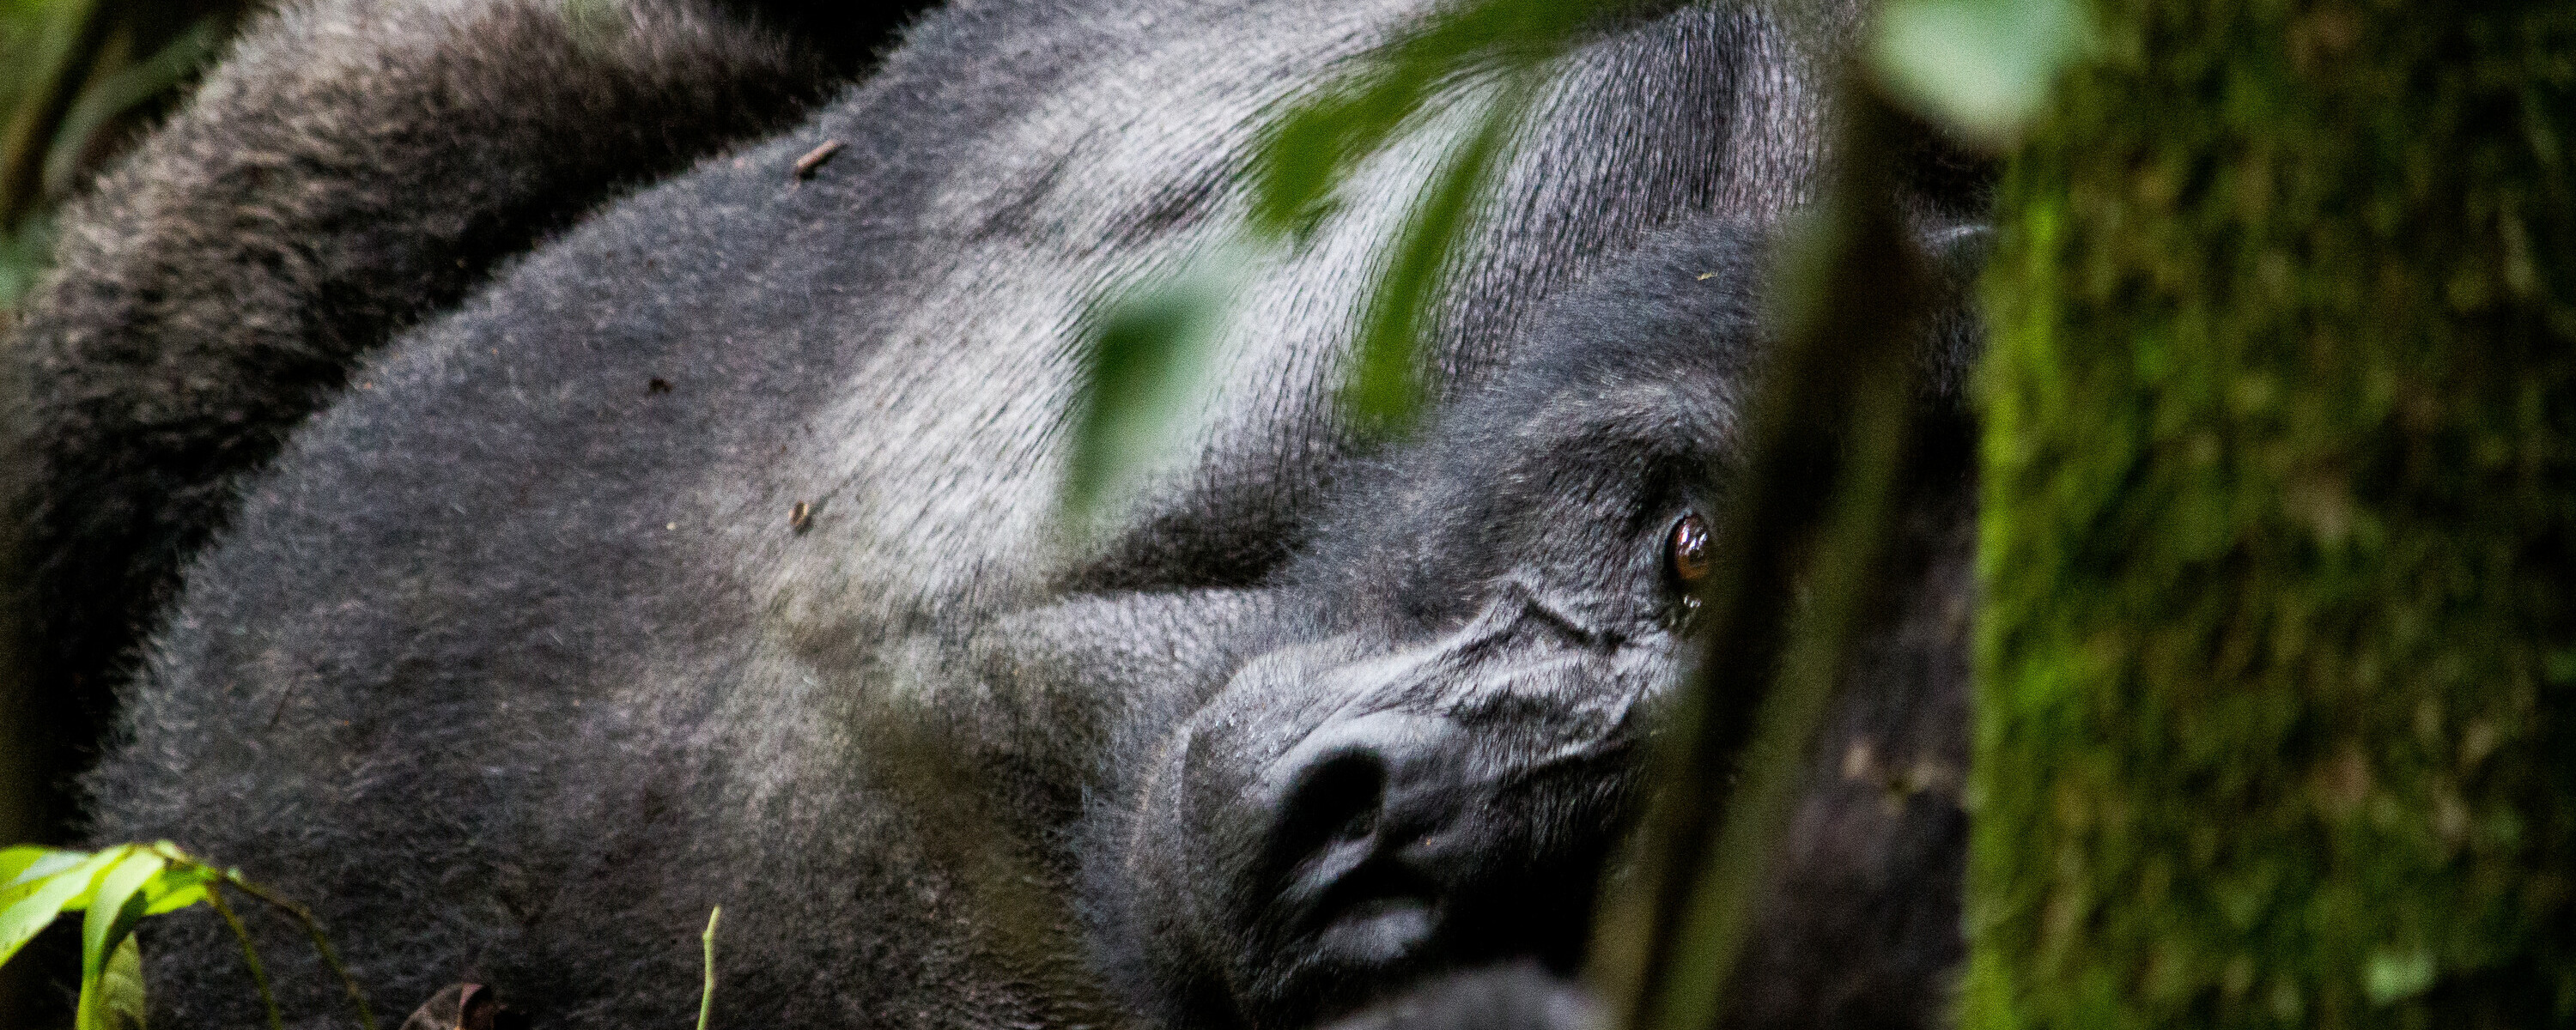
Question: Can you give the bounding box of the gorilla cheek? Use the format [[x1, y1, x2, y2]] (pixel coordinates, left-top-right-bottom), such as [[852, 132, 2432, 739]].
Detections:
[[1100, 721, 1258, 1030]]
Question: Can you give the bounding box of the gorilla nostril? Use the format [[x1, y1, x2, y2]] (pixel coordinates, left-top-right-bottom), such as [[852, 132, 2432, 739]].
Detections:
[[1267, 745, 1447, 967], [1257, 715, 1469, 970], [1274, 751, 1389, 868]]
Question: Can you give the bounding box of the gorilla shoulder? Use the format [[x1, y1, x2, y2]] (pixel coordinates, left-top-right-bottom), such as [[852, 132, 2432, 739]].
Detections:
[[2, 0, 928, 818]]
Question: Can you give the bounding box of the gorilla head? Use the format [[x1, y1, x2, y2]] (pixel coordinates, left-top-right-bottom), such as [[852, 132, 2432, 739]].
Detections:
[[1094, 218, 1985, 1030]]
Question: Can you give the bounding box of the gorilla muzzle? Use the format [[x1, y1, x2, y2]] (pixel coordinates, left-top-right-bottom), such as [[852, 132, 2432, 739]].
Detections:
[[1160, 585, 1661, 1021]]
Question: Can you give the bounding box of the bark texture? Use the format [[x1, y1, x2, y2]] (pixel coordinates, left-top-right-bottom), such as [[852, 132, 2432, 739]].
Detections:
[[1968, 1, 2576, 1027]]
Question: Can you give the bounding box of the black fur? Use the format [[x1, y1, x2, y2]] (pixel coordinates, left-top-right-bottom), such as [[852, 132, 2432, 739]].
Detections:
[[2, 0, 932, 833], [22, 1, 1994, 1027]]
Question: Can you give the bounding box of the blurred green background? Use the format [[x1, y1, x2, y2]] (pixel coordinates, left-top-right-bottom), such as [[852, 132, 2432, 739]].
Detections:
[[1, 0, 248, 317]]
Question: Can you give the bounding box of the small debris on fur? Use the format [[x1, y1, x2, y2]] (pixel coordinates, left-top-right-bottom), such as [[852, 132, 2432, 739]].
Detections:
[[648, 377, 673, 394], [792, 139, 844, 181], [790, 500, 814, 534]]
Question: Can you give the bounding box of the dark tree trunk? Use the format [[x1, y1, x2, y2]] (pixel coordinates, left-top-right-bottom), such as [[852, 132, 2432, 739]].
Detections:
[[1969, 0, 2576, 1027]]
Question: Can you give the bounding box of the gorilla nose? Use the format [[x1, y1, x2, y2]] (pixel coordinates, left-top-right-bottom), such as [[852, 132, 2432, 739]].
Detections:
[[1261, 712, 1468, 967]]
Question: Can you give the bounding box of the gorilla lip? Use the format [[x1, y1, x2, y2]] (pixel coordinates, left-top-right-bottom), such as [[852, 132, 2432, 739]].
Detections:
[[1310, 857, 1438, 926], [1315, 891, 1437, 967], [1290, 822, 1451, 970]]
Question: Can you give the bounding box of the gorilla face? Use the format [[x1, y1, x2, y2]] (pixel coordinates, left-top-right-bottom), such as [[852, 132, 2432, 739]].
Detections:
[[1134, 406, 1719, 1026], [1101, 216, 1989, 1030], [1109, 221, 1785, 1029]]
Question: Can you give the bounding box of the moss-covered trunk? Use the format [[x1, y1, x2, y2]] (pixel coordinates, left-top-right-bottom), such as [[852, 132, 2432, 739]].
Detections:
[[1967, 1, 2576, 1027]]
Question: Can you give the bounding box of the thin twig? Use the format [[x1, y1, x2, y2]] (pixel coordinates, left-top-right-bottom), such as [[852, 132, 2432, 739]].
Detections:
[[1603, 83, 1936, 1030], [790, 140, 841, 182], [697, 906, 721, 1030], [220, 874, 378, 1030], [197, 882, 285, 1030]]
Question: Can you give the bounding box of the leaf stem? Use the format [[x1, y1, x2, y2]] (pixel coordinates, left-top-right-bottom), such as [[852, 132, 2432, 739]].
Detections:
[[198, 883, 284, 1030], [216, 874, 376, 1030], [697, 906, 721, 1030]]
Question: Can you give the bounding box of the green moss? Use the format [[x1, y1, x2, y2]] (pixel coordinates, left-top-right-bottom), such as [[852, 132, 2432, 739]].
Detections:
[[1967, 1, 2576, 1027]]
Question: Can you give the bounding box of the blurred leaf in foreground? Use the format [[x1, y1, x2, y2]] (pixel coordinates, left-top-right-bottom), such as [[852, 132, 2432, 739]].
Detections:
[[1245, 0, 1601, 242], [1248, 0, 1613, 439], [1868, 0, 2087, 148], [1069, 0, 1622, 523], [1062, 259, 1240, 533]]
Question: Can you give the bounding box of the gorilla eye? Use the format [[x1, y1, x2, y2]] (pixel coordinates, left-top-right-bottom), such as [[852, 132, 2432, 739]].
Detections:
[[1665, 512, 1713, 590]]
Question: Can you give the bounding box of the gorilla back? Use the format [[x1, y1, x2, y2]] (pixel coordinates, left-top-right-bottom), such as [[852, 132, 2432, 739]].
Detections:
[[73, 1, 1983, 1028]]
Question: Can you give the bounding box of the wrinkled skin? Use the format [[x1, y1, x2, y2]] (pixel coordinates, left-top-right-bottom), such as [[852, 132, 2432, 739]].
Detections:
[[14, 1, 1990, 1028]]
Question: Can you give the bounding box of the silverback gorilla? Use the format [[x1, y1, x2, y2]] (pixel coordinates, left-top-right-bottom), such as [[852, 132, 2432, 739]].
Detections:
[[3, 0, 1992, 1027]]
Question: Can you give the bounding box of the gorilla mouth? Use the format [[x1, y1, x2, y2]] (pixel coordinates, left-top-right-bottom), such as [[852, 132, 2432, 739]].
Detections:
[[1309, 859, 1443, 966]]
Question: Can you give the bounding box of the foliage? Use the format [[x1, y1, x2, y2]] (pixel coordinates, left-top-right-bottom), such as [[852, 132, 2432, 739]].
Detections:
[[1589, 94, 1943, 1030], [1241, 0, 1606, 435], [3, 840, 734, 1030], [0, 0, 244, 315], [1060, 0, 2093, 518], [1573, 0, 2085, 1009], [698, 907, 720, 1030], [1063, 4, 2090, 1030], [1970, 0, 2576, 1026], [1, 841, 376, 1030], [1061, 263, 1242, 533]]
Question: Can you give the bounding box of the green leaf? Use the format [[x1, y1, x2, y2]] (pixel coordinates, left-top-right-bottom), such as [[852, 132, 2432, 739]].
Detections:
[[1061, 262, 1237, 530], [1340, 80, 1530, 438], [79, 848, 167, 1030], [2, 845, 47, 884], [1251, 92, 1388, 240], [99, 936, 148, 1030], [137, 881, 210, 917], [1868, 0, 2087, 147], [1, 846, 122, 966], [2363, 949, 2437, 1005], [1243, 0, 1602, 440], [138, 861, 216, 918], [3, 845, 82, 894], [1090, 0, 1612, 516], [1247, 0, 1601, 242]]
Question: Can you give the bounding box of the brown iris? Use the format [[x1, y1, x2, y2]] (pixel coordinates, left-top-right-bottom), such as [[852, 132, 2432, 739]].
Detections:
[[1666, 512, 1712, 588]]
